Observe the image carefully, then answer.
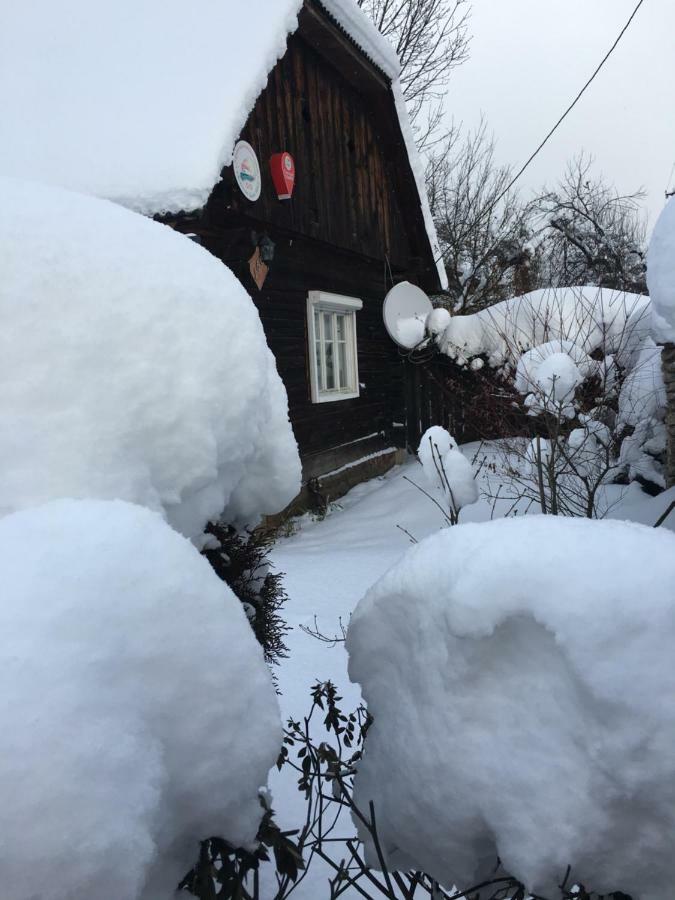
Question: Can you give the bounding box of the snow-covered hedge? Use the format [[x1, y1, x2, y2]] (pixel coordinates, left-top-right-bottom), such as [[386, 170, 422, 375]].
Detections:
[[347, 516, 675, 899], [0, 177, 300, 540], [648, 198, 675, 343], [436, 285, 651, 369], [0, 498, 282, 900]]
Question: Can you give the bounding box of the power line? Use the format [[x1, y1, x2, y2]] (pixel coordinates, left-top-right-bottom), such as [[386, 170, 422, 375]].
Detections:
[[480, 0, 648, 223]]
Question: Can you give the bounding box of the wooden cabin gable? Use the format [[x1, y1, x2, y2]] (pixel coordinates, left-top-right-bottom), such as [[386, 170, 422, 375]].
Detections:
[[203, 3, 437, 286]]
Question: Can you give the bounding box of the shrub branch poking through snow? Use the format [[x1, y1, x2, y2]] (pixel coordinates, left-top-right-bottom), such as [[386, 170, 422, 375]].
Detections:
[[346, 515, 675, 900], [0, 177, 301, 542], [0, 499, 282, 900], [416, 426, 478, 524]]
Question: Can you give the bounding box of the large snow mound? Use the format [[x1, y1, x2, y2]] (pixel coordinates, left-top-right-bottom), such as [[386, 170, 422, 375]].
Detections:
[[647, 198, 675, 342], [437, 286, 651, 369], [347, 516, 675, 900], [0, 177, 300, 538], [0, 499, 282, 900]]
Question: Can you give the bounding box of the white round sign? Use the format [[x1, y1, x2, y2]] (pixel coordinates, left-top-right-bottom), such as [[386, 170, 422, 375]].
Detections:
[[233, 141, 261, 202]]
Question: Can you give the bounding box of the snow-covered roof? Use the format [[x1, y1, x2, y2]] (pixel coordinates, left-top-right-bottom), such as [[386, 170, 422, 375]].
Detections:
[[0, 0, 446, 288]]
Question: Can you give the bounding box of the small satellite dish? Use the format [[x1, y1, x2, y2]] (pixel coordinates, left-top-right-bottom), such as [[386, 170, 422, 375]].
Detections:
[[383, 281, 433, 349]]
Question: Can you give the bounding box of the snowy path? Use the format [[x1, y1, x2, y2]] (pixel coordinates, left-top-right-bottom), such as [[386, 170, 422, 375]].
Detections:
[[263, 449, 675, 898]]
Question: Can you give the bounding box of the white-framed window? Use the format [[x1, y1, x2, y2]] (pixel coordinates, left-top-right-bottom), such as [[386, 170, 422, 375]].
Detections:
[[307, 291, 362, 403]]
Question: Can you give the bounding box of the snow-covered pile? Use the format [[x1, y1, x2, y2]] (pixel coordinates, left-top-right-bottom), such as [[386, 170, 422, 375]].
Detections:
[[617, 340, 667, 486], [0, 498, 282, 900], [347, 515, 675, 900], [437, 286, 651, 369], [514, 340, 594, 418], [648, 198, 675, 343], [0, 177, 300, 539], [417, 426, 478, 515]]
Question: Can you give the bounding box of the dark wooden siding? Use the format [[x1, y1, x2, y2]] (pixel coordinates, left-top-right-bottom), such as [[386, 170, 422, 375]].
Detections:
[[199, 226, 406, 464], [209, 32, 412, 269]]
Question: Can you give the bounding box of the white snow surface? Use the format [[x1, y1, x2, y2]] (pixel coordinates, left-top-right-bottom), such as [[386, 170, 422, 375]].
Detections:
[[438, 286, 652, 369], [0, 499, 282, 900], [647, 197, 675, 342], [0, 177, 300, 539], [0, 0, 446, 287], [346, 515, 675, 900]]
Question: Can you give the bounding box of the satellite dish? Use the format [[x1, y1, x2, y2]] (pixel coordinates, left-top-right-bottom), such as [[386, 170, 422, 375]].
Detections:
[[383, 281, 433, 349]]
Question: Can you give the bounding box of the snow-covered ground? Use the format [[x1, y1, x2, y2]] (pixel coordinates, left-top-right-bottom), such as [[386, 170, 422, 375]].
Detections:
[[267, 445, 675, 898]]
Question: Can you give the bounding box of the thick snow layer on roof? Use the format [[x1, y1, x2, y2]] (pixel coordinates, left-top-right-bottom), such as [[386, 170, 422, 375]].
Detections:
[[0, 177, 301, 539], [647, 198, 675, 342], [0, 499, 281, 900], [347, 515, 675, 900], [438, 286, 652, 369], [0, 0, 447, 287], [0, 0, 300, 215]]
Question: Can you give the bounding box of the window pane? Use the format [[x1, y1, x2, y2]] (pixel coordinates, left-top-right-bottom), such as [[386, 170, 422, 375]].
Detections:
[[336, 314, 346, 342], [337, 340, 347, 389], [325, 339, 335, 389], [315, 341, 323, 389]]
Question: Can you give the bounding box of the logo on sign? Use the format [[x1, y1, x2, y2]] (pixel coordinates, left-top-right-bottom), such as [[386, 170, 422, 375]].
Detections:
[[233, 141, 261, 202], [269, 152, 296, 200]]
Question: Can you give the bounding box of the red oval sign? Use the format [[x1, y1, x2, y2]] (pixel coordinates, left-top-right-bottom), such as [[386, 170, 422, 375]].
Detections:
[[269, 152, 295, 200]]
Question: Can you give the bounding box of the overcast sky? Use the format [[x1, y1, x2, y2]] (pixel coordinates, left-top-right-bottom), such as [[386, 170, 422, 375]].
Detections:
[[442, 0, 675, 230]]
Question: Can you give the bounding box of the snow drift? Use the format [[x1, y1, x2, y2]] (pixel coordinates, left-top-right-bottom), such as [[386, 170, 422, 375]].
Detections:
[[0, 498, 282, 900], [648, 197, 675, 342], [0, 177, 300, 539], [347, 515, 675, 900]]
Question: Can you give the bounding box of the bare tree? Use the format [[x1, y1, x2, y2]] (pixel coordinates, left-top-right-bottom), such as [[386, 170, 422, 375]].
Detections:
[[426, 120, 534, 313], [357, 0, 471, 148], [531, 154, 647, 294]]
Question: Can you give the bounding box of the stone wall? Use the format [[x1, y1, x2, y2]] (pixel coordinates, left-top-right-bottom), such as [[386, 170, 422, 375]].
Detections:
[[663, 343, 675, 487]]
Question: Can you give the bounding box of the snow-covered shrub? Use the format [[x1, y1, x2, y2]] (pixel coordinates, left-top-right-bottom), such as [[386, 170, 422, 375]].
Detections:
[[647, 197, 675, 343], [433, 285, 665, 496], [437, 286, 650, 370], [515, 340, 595, 419], [617, 340, 667, 488], [0, 498, 282, 900], [202, 523, 290, 670], [0, 177, 300, 540], [347, 516, 675, 900], [417, 426, 478, 523]]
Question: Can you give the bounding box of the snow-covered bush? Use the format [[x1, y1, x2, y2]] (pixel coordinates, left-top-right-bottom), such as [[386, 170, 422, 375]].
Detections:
[[203, 523, 291, 670], [347, 515, 675, 900], [437, 286, 650, 370], [417, 426, 478, 523], [515, 340, 594, 419], [0, 498, 282, 900], [433, 285, 666, 497], [648, 197, 675, 343], [0, 177, 300, 540]]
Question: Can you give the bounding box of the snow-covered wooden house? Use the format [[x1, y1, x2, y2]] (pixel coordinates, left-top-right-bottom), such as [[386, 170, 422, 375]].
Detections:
[[160, 1, 446, 509], [1, 0, 446, 513]]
